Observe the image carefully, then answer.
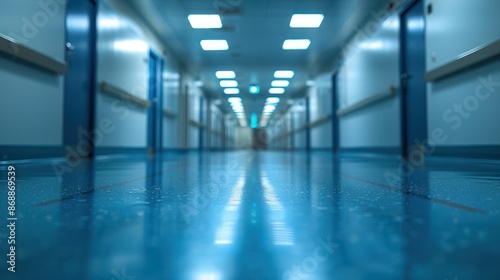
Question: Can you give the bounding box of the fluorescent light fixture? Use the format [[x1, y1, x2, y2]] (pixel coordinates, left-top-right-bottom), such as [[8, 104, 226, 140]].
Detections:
[[216, 71, 236, 79], [269, 88, 285, 94], [188, 14, 222, 29], [274, 70, 294, 78], [224, 88, 240, 94], [290, 14, 324, 28], [200, 40, 229, 51], [220, 80, 238, 87], [271, 80, 290, 87], [228, 97, 241, 103], [266, 97, 280, 103], [264, 105, 276, 111], [282, 39, 311, 50]]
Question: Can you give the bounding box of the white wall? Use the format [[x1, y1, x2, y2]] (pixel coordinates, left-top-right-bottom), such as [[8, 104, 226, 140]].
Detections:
[[337, 14, 401, 149], [208, 103, 226, 149], [0, 0, 66, 146], [425, 0, 500, 72], [95, 0, 181, 151], [425, 0, 500, 147], [162, 62, 180, 149], [235, 127, 252, 149], [187, 82, 203, 149], [225, 118, 236, 149], [309, 73, 333, 149], [291, 99, 307, 149], [267, 111, 290, 150], [95, 1, 149, 148]]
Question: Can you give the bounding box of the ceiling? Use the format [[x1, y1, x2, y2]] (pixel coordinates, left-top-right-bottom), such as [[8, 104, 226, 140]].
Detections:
[[123, 0, 389, 118]]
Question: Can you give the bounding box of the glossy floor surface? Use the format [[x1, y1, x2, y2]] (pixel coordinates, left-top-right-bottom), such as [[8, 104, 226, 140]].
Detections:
[[1, 151, 500, 280]]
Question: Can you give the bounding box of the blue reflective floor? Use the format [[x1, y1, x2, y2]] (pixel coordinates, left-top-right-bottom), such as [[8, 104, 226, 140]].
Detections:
[[1, 151, 500, 279]]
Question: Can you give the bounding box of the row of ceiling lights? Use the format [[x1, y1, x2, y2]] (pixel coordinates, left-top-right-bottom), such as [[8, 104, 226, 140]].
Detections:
[[227, 97, 281, 128], [260, 97, 280, 127], [228, 97, 247, 127], [188, 13, 325, 51], [214, 70, 295, 95], [216, 70, 287, 126], [188, 13, 323, 127]]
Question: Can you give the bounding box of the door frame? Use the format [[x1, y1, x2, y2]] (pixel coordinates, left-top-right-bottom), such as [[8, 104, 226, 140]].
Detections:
[[148, 50, 164, 155], [332, 72, 340, 154], [399, 0, 427, 159], [63, 0, 97, 158], [305, 97, 311, 151], [199, 97, 204, 150]]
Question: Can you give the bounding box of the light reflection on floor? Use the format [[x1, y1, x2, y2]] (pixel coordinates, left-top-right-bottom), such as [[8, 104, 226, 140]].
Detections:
[[0, 151, 499, 279]]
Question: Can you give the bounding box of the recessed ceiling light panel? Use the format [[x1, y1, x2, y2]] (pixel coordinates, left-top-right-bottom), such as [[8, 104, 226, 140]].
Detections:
[[290, 14, 324, 28], [188, 14, 222, 29], [269, 88, 286, 94], [201, 40, 229, 51], [216, 71, 236, 79], [266, 97, 280, 103], [224, 88, 240, 94], [282, 39, 311, 50], [228, 97, 241, 103], [220, 80, 238, 87], [271, 80, 290, 87], [274, 70, 295, 78]]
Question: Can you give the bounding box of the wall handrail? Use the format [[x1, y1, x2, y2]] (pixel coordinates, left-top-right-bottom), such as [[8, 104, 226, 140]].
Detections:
[[0, 33, 67, 74], [188, 119, 205, 129], [337, 86, 397, 116], [210, 130, 224, 137], [99, 81, 151, 108], [426, 39, 500, 82], [163, 109, 177, 119], [308, 114, 332, 129], [295, 125, 308, 133]]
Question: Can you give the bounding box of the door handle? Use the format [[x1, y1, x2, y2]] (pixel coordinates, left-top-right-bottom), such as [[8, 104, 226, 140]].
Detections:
[[401, 73, 412, 80], [401, 73, 412, 90], [66, 42, 76, 51]]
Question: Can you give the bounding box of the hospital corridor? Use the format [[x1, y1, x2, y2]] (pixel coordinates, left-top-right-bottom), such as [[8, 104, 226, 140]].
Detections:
[[1, 0, 500, 279]]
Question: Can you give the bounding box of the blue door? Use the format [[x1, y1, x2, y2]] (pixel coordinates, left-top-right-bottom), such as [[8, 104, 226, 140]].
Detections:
[[400, 0, 427, 158], [63, 0, 97, 157], [199, 97, 205, 150], [332, 73, 340, 153], [148, 51, 163, 155]]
